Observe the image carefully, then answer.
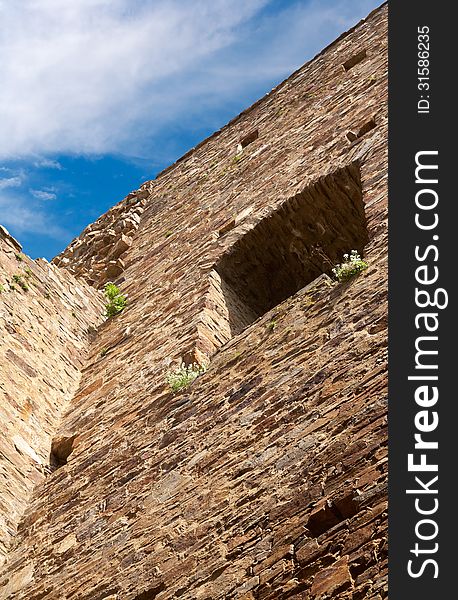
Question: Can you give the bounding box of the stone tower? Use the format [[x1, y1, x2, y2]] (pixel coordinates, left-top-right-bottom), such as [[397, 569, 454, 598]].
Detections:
[[0, 4, 387, 599]]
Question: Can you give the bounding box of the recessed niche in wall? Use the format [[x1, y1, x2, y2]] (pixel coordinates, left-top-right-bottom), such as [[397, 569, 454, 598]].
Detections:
[[343, 49, 367, 71], [213, 162, 368, 337], [49, 434, 77, 470], [347, 117, 377, 142], [239, 129, 259, 148]]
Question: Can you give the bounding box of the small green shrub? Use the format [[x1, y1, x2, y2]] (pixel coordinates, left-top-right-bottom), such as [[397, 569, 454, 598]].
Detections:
[[104, 283, 127, 317], [266, 319, 277, 331], [0, 284, 4, 293], [15, 253, 24, 262], [166, 362, 206, 393], [100, 347, 108, 357], [12, 274, 29, 291], [24, 267, 33, 277], [332, 250, 368, 282]]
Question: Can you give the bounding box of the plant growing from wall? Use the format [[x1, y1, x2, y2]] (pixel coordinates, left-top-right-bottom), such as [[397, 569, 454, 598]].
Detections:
[[166, 362, 206, 393], [266, 319, 277, 331], [332, 250, 368, 282], [104, 283, 127, 317], [12, 274, 29, 291]]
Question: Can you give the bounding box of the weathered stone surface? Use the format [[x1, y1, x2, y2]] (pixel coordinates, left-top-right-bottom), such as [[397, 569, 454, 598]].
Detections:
[[108, 234, 132, 261], [0, 4, 387, 599], [310, 556, 352, 597], [0, 238, 104, 565], [52, 185, 151, 288], [0, 226, 21, 253], [105, 259, 125, 280]]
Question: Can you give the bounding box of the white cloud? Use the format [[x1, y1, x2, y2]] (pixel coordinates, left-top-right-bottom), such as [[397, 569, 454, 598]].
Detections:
[[0, 175, 23, 189], [0, 0, 267, 158], [30, 189, 57, 201], [33, 158, 63, 170], [0, 168, 62, 239], [0, 193, 69, 240], [0, 0, 380, 161]]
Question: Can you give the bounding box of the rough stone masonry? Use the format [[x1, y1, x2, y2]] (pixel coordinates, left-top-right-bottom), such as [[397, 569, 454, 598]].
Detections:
[[0, 4, 387, 599]]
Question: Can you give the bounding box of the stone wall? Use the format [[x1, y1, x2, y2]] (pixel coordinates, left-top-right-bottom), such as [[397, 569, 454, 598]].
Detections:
[[52, 183, 153, 289], [0, 227, 104, 567], [0, 4, 387, 598]]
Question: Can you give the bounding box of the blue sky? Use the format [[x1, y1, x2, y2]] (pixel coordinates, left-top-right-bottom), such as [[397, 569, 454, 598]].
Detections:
[[0, 0, 381, 260]]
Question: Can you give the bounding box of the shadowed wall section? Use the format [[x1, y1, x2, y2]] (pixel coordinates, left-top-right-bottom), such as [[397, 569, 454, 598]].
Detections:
[[214, 163, 367, 337]]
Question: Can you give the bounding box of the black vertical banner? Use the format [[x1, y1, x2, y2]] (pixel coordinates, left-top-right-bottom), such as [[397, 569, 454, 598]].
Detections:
[[389, 1, 454, 598]]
